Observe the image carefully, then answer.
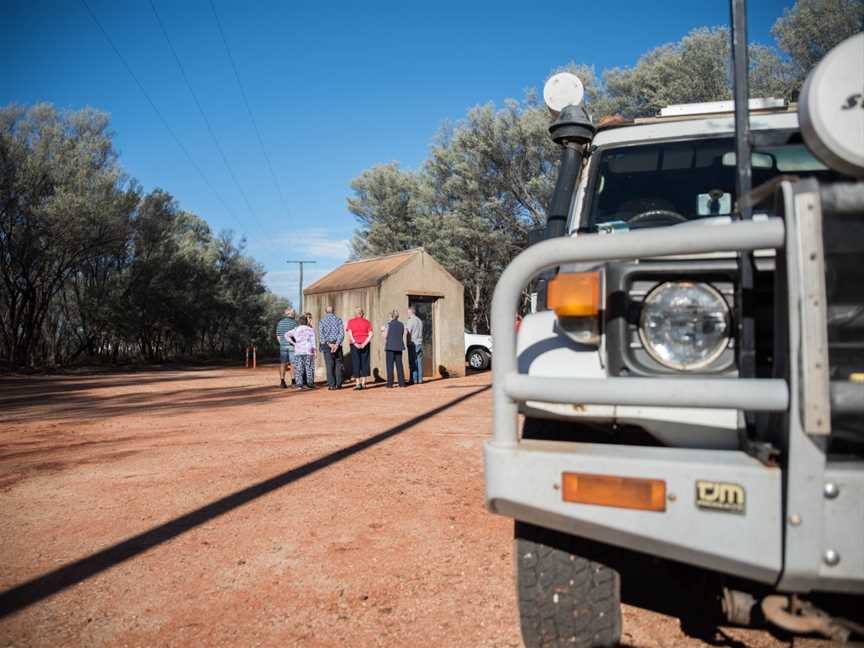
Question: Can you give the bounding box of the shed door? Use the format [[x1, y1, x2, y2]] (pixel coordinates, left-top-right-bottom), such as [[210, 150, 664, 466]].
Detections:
[[408, 296, 436, 378]]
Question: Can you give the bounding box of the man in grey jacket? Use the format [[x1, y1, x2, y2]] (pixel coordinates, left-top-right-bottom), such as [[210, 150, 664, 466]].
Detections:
[[405, 307, 424, 385]]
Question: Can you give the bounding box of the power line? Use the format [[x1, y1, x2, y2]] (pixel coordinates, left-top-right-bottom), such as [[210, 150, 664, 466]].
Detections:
[[208, 0, 290, 221], [148, 0, 268, 234], [79, 0, 247, 234]]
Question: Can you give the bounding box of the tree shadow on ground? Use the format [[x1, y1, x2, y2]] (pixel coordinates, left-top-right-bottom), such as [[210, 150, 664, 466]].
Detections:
[[0, 381, 301, 424], [0, 384, 491, 618], [0, 373, 223, 402]]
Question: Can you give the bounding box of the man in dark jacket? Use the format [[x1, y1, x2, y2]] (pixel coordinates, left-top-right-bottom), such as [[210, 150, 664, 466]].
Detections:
[[382, 309, 406, 388]]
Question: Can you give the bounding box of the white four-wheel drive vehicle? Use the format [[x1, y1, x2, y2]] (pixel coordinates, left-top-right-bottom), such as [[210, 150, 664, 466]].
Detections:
[[465, 330, 492, 370], [485, 28, 864, 648]]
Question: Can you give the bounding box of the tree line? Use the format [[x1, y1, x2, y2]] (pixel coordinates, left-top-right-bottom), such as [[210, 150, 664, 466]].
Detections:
[[347, 0, 863, 333], [0, 104, 287, 369]]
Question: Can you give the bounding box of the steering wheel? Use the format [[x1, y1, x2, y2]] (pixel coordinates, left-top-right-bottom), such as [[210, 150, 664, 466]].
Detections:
[[627, 209, 688, 228]]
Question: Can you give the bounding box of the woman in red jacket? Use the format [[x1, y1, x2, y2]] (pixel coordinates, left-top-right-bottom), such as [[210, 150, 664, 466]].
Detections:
[[345, 307, 373, 390]]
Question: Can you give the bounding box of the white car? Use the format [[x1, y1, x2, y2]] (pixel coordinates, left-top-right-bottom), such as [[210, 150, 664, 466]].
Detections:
[[464, 330, 492, 370]]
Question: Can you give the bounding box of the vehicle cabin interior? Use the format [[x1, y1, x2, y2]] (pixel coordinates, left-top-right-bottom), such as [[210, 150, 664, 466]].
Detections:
[[587, 133, 844, 229]]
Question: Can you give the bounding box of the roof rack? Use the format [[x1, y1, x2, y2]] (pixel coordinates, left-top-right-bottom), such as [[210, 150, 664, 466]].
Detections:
[[659, 98, 787, 117]]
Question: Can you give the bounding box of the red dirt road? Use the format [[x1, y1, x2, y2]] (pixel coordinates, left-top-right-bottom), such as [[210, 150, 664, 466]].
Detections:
[[1, 367, 792, 647]]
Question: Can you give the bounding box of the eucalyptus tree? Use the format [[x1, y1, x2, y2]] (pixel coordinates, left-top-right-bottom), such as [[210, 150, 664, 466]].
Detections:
[[1, 103, 286, 368], [347, 162, 425, 258], [599, 27, 796, 119], [772, 0, 864, 95], [421, 99, 558, 331], [0, 104, 138, 367], [348, 98, 557, 332]]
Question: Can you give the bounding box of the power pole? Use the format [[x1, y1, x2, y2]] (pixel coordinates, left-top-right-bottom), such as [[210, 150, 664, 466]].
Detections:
[[286, 259, 316, 313]]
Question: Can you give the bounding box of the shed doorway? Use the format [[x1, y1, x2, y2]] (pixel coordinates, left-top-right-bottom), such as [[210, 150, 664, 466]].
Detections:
[[409, 295, 437, 378]]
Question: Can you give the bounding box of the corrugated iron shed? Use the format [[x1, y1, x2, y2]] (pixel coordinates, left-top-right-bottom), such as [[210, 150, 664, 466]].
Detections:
[[304, 249, 417, 295]]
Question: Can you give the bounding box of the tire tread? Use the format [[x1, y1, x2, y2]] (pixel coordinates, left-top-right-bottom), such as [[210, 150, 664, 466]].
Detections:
[[516, 522, 622, 648]]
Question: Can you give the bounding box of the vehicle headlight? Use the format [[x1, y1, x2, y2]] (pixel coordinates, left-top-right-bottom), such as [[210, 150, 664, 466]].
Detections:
[[639, 282, 730, 370]]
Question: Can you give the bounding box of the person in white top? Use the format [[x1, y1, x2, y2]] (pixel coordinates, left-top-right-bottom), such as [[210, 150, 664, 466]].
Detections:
[[284, 315, 317, 390]]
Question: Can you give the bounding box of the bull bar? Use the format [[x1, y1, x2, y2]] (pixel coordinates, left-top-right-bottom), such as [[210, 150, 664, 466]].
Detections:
[[490, 218, 788, 448]]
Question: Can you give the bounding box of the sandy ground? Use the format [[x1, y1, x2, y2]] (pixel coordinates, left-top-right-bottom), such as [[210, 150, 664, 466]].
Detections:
[[0, 366, 797, 647]]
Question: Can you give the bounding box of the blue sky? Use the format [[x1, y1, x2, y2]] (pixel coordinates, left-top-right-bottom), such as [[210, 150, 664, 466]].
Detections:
[[3, 0, 793, 305]]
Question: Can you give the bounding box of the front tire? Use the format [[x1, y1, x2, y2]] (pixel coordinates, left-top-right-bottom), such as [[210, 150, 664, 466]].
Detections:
[[515, 521, 622, 648]]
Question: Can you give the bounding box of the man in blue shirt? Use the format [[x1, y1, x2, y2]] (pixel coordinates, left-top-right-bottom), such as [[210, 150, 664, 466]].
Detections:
[[319, 305, 345, 390], [275, 308, 298, 389]]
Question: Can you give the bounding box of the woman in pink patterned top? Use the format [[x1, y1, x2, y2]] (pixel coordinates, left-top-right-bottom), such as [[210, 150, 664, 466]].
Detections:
[[284, 315, 317, 390]]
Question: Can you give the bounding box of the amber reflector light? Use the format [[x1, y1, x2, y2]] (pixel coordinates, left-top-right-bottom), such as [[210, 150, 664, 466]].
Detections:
[[546, 272, 600, 317], [562, 472, 666, 512]]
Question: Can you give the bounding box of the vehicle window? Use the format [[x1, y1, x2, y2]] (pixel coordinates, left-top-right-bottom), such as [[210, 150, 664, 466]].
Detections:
[[586, 134, 844, 229]]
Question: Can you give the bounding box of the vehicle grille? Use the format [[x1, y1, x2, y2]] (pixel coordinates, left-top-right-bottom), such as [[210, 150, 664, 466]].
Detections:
[[823, 197, 864, 435]]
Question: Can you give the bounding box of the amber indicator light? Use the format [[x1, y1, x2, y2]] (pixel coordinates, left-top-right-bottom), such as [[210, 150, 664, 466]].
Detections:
[[561, 472, 666, 512], [546, 272, 601, 317]]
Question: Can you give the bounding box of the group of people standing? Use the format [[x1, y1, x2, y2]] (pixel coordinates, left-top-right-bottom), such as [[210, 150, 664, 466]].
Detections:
[[275, 305, 425, 391]]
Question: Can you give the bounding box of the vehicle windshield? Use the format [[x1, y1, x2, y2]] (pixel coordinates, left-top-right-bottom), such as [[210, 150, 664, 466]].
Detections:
[[585, 132, 846, 230]]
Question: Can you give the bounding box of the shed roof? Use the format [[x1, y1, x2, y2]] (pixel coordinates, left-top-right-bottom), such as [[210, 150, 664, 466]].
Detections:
[[304, 249, 420, 295]]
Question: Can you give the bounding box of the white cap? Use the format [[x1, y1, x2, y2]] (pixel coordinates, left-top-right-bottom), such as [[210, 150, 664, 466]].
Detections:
[[543, 73, 585, 116], [799, 32, 864, 178]]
